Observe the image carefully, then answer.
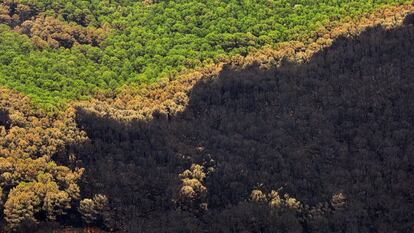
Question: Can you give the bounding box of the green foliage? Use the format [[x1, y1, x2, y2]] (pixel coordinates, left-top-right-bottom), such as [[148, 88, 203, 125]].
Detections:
[[10, 0, 135, 26], [0, 0, 411, 109]]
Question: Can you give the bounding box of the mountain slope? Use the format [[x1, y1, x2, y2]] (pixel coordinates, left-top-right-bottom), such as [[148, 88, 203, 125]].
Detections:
[[71, 12, 414, 233]]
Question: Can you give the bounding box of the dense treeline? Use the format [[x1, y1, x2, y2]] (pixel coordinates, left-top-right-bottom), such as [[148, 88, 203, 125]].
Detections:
[[0, 0, 134, 27], [78, 4, 414, 121], [0, 4, 413, 233], [0, 89, 112, 232], [0, 1, 412, 109], [64, 14, 414, 232], [0, 1, 108, 48]]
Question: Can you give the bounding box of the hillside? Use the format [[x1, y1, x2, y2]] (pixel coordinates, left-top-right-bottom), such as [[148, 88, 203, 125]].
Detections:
[[0, 1, 413, 233], [0, 0, 411, 109], [72, 12, 414, 233]]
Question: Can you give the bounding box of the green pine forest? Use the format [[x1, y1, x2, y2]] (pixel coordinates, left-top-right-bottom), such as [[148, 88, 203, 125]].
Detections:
[[0, 0, 410, 109]]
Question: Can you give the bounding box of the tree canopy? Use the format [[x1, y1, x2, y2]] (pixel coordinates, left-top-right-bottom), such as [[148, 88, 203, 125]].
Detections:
[[0, 0, 411, 109], [0, 2, 413, 232]]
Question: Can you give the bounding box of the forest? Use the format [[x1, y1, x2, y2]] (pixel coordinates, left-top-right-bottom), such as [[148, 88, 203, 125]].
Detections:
[[0, 1, 413, 233], [0, 0, 411, 109]]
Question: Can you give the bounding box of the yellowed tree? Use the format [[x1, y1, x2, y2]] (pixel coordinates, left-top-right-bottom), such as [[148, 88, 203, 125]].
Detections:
[[250, 189, 301, 210], [178, 164, 208, 211], [17, 15, 107, 48], [0, 88, 87, 229], [0, 157, 84, 228], [79, 194, 112, 229]]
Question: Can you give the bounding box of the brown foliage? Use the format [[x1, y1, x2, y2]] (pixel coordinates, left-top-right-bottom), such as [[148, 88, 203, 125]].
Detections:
[[77, 4, 414, 122], [0, 2, 35, 27], [0, 4, 413, 232], [0, 88, 87, 230], [0, 88, 86, 159], [17, 16, 106, 49], [0, 2, 106, 48], [69, 11, 414, 232]]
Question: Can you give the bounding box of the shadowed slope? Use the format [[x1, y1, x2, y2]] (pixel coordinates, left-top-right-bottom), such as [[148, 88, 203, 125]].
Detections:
[[72, 19, 414, 233], [0, 108, 10, 130]]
